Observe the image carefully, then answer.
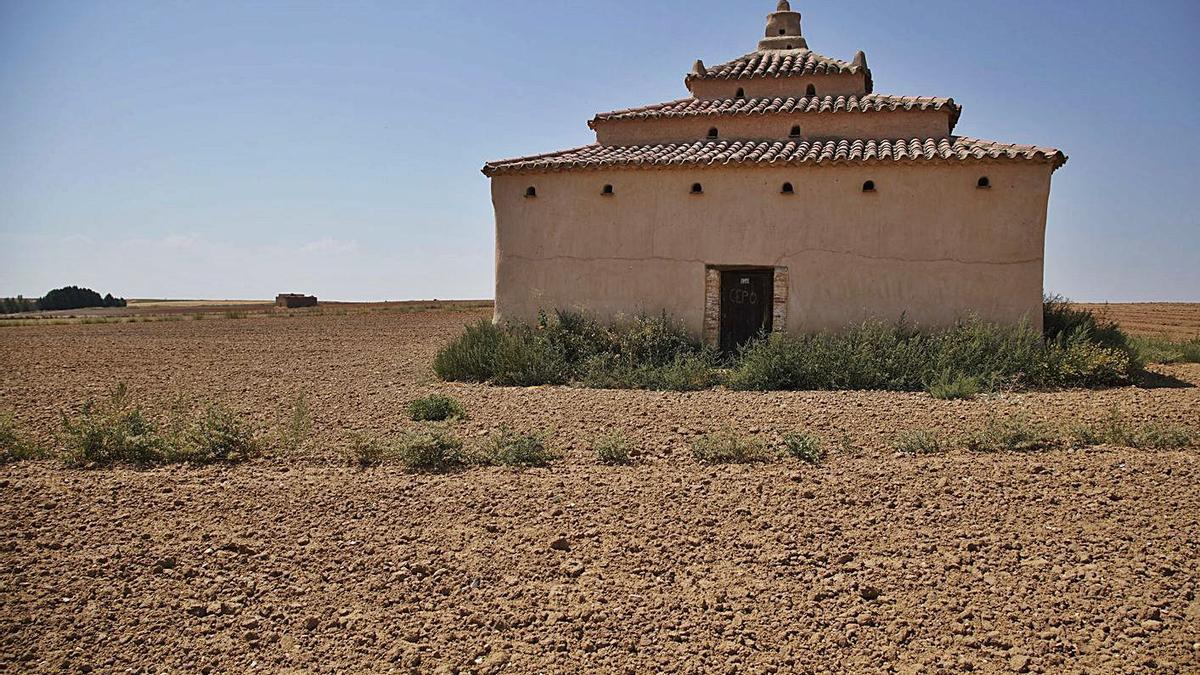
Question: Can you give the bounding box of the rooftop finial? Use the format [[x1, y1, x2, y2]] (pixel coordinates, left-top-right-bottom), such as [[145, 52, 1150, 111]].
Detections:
[[692, 59, 706, 76], [759, 0, 806, 51]]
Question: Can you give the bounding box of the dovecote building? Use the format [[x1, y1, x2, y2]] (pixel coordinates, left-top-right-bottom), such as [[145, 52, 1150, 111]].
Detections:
[[483, 2, 1066, 351]]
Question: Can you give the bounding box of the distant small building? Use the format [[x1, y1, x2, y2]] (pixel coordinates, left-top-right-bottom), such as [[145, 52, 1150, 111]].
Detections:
[[276, 294, 318, 309], [483, 1, 1066, 352]]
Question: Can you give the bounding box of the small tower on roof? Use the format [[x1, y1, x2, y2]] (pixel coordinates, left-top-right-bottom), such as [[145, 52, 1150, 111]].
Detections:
[[759, 0, 808, 51]]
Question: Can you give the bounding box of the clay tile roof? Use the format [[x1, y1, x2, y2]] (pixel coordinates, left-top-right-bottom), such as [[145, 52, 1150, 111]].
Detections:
[[688, 49, 866, 81], [590, 94, 963, 132], [481, 137, 1066, 177]]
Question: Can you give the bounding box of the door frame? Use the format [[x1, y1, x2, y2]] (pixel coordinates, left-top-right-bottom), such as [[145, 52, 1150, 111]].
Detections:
[[703, 265, 789, 349]]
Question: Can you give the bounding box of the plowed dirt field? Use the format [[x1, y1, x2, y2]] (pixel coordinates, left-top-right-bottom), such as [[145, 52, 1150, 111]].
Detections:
[[2, 306, 1198, 673]]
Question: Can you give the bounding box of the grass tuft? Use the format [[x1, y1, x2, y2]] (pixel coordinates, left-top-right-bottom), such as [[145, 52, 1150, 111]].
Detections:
[[692, 429, 771, 465], [1070, 409, 1194, 450], [594, 431, 633, 465], [59, 385, 167, 467], [58, 385, 262, 467], [480, 428, 557, 467], [965, 415, 1056, 453], [394, 430, 467, 473], [408, 394, 468, 422], [0, 412, 44, 464], [277, 393, 312, 454], [925, 370, 983, 400], [893, 430, 945, 455], [783, 431, 825, 464], [343, 433, 389, 468], [168, 404, 260, 464]]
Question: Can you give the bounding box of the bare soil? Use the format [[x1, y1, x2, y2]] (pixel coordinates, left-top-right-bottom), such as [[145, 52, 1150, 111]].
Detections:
[[2, 307, 1199, 673]]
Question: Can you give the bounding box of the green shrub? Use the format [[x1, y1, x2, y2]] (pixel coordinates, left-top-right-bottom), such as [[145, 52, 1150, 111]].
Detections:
[[437, 304, 1143, 393], [168, 405, 260, 464], [783, 432, 825, 464], [481, 428, 557, 467], [0, 412, 43, 464], [893, 430, 944, 455], [594, 431, 633, 465], [1042, 296, 1130, 352], [965, 415, 1055, 453], [395, 430, 467, 473], [436, 311, 712, 390], [1041, 335, 1134, 387], [692, 430, 770, 465], [433, 320, 506, 382], [59, 385, 167, 467], [408, 394, 467, 422], [925, 369, 983, 400]]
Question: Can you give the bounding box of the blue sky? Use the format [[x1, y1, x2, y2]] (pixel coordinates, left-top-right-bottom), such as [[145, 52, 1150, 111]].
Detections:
[[1, 0, 1197, 302]]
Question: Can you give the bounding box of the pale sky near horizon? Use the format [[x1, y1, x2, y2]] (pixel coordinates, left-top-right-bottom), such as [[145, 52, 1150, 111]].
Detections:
[[1, 0, 1197, 302]]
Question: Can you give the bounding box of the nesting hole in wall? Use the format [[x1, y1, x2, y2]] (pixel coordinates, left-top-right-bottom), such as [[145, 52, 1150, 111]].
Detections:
[[781, 182, 795, 194], [862, 180, 876, 193], [977, 176, 991, 189], [602, 184, 614, 196], [525, 186, 537, 198], [735, 88, 746, 99], [707, 128, 719, 139], [789, 125, 802, 138], [806, 84, 817, 97], [691, 183, 704, 194]]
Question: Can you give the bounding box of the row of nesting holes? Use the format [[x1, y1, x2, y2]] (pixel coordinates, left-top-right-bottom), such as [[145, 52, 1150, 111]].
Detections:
[[524, 177, 992, 198], [733, 85, 816, 99], [707, 125, 805, 139]]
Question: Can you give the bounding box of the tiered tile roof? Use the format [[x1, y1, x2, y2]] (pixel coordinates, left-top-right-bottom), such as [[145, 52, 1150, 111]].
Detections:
[[591, 95, 961, 131], [483, 137, 1067, 177], [687, 49, 862, 81], [482, 3, 1065, 177]]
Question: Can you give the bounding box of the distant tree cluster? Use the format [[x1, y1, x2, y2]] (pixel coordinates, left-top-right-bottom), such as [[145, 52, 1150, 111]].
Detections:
[[0, 296, 38, 314], [37, 286, 127, 311], [1, 286, 127, 314]]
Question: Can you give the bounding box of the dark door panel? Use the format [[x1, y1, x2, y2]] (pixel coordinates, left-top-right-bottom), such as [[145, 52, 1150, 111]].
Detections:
[[719, 269, 774, 353]]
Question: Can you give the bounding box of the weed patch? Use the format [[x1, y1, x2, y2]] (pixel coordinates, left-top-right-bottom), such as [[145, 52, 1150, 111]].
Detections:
[[0, 412, 43, 464], [594, 431, 633, 465], [343, 433, 389, 468], [893, 430, 945, 455], [783, 432, 825, 464], [58, 385, 262, 467], [59, 385, 167, 467], [278, 394, 312, 454], [1070, 409, 1195, 450], [925, 370, 983, 400], [168, 405, 261, 464], [965, 415, 1057, 453], [692, 430, 771, 464], [481, 428, 556, 467], [408, 394, 467, 422], [395, 430, 467, 473]]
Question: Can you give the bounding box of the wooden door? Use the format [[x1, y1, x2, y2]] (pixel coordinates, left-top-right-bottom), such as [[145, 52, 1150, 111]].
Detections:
[[719, 269, 774, 353]]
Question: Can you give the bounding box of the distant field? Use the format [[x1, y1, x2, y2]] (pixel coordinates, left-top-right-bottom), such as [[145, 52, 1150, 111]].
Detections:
[[0, 299, 494, 322], [1079, 302, 1200, 340], [127, 299, 268, 308]]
